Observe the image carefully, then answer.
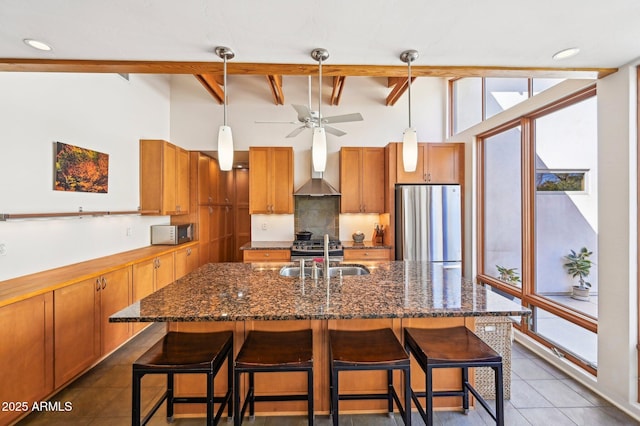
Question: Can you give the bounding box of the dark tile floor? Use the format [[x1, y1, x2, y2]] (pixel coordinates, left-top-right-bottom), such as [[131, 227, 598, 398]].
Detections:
[[16, 323, 640, 425]]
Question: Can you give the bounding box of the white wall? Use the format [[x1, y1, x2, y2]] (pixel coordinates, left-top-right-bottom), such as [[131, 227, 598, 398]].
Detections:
[[0, 73, 172, 281], [169, 74, 446, 240], [596, 64, 639, 415]]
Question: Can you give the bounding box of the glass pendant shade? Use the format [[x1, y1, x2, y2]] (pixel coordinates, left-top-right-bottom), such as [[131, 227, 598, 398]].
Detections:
[[402, 127, 418, 172], [312, 127, 327, 173], [218, 125, 234, 171]]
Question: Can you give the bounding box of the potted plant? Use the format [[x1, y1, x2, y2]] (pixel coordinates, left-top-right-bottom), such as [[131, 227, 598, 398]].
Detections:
[[496, 265, 521, 286], [564, 247, 593, 301]]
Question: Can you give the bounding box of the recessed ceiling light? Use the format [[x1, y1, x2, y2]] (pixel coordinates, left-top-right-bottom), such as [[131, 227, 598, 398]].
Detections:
[[552, 47, 580, 60], [23, 39, 52, 51]]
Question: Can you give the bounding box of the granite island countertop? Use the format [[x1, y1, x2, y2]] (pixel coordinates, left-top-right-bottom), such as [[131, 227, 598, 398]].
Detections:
[[110, 261, 530, 322]]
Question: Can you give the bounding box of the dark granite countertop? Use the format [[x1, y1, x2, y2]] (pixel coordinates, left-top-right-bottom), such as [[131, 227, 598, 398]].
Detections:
[[239, 241, 292, 250], [342, 241, 393, 249], [110, 261, 530, 322]]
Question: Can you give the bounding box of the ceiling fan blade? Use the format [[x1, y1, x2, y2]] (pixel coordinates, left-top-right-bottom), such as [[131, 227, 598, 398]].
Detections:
[[322, 112, 364, 124], [324, 125, 346, 137], [254, 121, 299, 124], [286, 126, 307, 138], [291, 104, 312, 122]]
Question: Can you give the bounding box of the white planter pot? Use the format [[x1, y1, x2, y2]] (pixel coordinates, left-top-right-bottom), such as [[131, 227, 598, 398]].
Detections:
[[571, 286, 590, 301]]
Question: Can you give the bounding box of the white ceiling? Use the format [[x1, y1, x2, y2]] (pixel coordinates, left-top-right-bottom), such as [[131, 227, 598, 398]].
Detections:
[[1, 0, 639, 70]]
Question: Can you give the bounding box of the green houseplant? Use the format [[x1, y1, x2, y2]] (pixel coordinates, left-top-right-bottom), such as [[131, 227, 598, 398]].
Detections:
[[564, 247, 593, 301], [496, 265, 521, 286]]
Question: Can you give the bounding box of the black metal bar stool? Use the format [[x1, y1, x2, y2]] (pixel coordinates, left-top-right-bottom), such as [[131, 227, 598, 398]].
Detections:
[[234, 329, 314, 426], [404, 326, 504, 426], [329, 328, 411, 426], [132, 330, 233, 426]]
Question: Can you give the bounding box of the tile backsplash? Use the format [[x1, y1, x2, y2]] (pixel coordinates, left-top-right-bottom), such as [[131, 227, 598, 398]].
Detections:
[[294, 196, 339, 239]]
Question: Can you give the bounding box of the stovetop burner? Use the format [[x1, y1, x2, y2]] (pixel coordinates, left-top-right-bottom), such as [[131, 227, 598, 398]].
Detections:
[[292, 238, 342, 251]]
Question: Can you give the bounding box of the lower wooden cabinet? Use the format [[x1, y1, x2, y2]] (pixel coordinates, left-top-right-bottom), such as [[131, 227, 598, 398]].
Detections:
[[54, 267, 131, 388], [243, 249, 291, 262], [175, 245, 200, 279], [132, 253, 174, 333], [343, 248, 392, 261], [0, 294, 54, 426]]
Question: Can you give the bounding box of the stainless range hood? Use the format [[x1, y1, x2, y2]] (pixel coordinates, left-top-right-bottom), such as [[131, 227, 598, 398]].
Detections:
[[294, 178, 340, 196]]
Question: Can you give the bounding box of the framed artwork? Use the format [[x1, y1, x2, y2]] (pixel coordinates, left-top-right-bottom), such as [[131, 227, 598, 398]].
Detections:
[[54, 142, 109, 193]]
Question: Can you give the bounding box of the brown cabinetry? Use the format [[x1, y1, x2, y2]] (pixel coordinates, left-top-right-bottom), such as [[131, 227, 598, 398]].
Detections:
[[395, 142, 464, 184], [243, 249, 291, 263], [175, 245, 200, 279], [140, 139, 190, 215], [0, 294, 54, 426], [249, 147, 293, 214], [343, 248, 392, 261], [340, 147, 385, 213], [54, 267, 131, 387]]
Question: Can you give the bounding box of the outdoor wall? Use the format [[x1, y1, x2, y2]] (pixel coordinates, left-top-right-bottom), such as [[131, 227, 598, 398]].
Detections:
[[0, 73, 172, 281], [169, 74, 447, 241]]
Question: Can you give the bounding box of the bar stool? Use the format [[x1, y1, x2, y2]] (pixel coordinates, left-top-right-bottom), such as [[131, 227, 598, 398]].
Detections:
[[329, 328, 411, 426], [404, 326, 504, 426], [234, 329, 314, 426], [132, 330, 233, 426]]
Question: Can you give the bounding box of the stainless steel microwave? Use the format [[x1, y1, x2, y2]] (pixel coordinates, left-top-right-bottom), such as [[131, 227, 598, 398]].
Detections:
[[151, 224, 193, 245]]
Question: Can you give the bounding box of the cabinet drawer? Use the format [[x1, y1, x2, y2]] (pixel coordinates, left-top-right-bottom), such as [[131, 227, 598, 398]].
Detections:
[[243, 249, 291, 262], [343, 248, 392, 261]]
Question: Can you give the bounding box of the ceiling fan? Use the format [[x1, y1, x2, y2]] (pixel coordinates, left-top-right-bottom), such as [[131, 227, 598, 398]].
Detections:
[[255, 49, 363, 138]]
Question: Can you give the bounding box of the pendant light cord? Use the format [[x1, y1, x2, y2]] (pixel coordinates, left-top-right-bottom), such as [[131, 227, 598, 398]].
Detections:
[[407, 59, 412, 128], [318, 57, 322, 128], [223, 54, 228, 126]]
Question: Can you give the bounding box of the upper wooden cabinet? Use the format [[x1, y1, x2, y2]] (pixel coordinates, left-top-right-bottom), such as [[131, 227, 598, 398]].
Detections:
[[249, 147, 293, 214], [395, 142, 464, 184], [140, 139, 190, 215], [340, 147, 385, 213]]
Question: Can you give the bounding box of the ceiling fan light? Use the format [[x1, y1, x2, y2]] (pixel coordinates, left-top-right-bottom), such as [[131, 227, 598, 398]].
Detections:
[[402, 128, 418, 173], [312, 127, 327, 173], [218, 125, 234, 171]]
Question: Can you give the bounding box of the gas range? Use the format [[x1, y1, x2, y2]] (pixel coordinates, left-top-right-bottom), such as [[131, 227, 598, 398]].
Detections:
[[290, 238, 344, 261]]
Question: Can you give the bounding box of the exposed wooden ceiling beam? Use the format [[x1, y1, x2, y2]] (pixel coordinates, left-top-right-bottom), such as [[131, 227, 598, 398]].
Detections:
[[385, 77, 416, 106], [0, 58, 617, 79], [194, 74, 224, 104], [330, 76, 346, 106], [266, 75, 285, 105]]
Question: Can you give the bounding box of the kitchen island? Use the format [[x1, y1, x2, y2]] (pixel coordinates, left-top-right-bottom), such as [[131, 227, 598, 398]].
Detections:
[[110, 261, 529, 418]]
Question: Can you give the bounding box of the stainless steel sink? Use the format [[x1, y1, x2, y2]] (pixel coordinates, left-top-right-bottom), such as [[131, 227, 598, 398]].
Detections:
[[279, 264, 370, 278]]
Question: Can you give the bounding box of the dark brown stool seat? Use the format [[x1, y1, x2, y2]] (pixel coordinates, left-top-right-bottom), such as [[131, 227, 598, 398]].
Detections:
[[404, 326, 504, 426], [329, 328, 411, 426], [234, 329, 314, 426], [132, 331, 233, 426]]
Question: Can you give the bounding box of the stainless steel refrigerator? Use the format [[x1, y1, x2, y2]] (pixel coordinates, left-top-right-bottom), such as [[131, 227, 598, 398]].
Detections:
[[395, 184, 462, 261]]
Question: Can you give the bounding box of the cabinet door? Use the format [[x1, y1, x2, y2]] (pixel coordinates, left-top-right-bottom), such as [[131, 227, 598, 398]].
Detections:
[[162, 142, 178, 214], [249, 147, 270, 213], [396, 143, 426, 183], [426, 143, 464, 183], [361, 148, 385, 213], [176, 246, 198, 279], [199, 206, 212, 265], [156, 252, 175, 289], [195, 152, 211, 205], [132, 259, 155, 334], [100, 268, 131, 354], [340, 147, 363, 213], [175, 146, 190, 214], [54, 278, 100, 387], [0, 294, 53, 426], [209, 156, 220, 204], [270, 147, 293, 213]]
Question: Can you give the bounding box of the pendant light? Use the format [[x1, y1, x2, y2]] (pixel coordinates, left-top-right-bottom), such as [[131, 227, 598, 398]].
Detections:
[[215, 46, 235, 171], [311, 48, 329, 173], [400, 49, 419, 173]]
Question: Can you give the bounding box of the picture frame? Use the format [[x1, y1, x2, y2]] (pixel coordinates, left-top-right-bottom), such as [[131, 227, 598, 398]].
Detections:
[[54, 142, 109, 193]]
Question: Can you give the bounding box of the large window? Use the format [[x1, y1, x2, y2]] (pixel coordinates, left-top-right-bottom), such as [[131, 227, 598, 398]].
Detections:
[[451, 77, 565, 135], [477, 86, 598, 373]]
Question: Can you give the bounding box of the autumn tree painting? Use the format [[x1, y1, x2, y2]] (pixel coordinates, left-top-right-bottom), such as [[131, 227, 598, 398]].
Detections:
[[54, 142, 109, 193]]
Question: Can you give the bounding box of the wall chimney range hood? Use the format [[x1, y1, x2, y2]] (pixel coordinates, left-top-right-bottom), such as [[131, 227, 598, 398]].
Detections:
[[294, 178, 340, 196]]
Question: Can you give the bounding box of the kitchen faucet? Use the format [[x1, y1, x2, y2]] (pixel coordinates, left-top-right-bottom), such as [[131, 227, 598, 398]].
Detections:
[[323, 233, 330, 279]]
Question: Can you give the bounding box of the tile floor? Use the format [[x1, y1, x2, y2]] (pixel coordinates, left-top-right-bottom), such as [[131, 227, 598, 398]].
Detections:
[[16, 323, 639, 426]]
